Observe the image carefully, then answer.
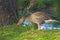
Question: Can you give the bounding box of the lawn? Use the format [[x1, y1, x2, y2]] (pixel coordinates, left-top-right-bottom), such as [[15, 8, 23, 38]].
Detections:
[[0, 24, 60, 40]]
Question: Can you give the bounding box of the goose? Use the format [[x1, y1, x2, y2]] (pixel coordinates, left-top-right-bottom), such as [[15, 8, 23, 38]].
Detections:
[[17, 12, 59, 30]]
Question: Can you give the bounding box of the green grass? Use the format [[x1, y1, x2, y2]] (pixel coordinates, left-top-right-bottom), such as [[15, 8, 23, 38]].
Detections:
[[0, 24, 60, 40]]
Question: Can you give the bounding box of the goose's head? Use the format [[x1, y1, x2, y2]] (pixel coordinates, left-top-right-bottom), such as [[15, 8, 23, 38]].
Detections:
[[16, 15, 31, 26]]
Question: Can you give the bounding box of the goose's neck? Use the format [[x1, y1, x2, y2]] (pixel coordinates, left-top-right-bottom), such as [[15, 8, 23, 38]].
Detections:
[[24, 16, 31, 21]]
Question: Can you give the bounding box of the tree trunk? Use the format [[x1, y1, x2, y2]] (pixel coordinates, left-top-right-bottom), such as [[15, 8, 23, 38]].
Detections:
[[27, 0, 37, 12], [0, 0, 18, 26]]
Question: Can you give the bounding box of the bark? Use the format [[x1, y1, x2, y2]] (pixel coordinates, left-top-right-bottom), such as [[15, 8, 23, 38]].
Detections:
[[0, 0, 18, 26], [22, 0, 38, 16], [27, 0, 38, 12]]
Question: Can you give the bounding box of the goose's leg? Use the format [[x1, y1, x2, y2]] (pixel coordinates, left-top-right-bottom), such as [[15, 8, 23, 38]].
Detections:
[[37, 24, 41, 30]]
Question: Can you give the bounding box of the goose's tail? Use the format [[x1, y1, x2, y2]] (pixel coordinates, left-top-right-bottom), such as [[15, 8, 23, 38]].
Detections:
[[45, 19, 59, 23]]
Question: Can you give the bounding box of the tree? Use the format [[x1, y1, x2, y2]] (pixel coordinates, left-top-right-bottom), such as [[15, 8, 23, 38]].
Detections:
[[27, 0, 38, 12], [0, 0, 18, 26]]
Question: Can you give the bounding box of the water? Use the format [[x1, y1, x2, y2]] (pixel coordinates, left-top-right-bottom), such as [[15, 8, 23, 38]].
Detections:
[[41, 24, 60, 30], [23, 20, 60, 30]]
